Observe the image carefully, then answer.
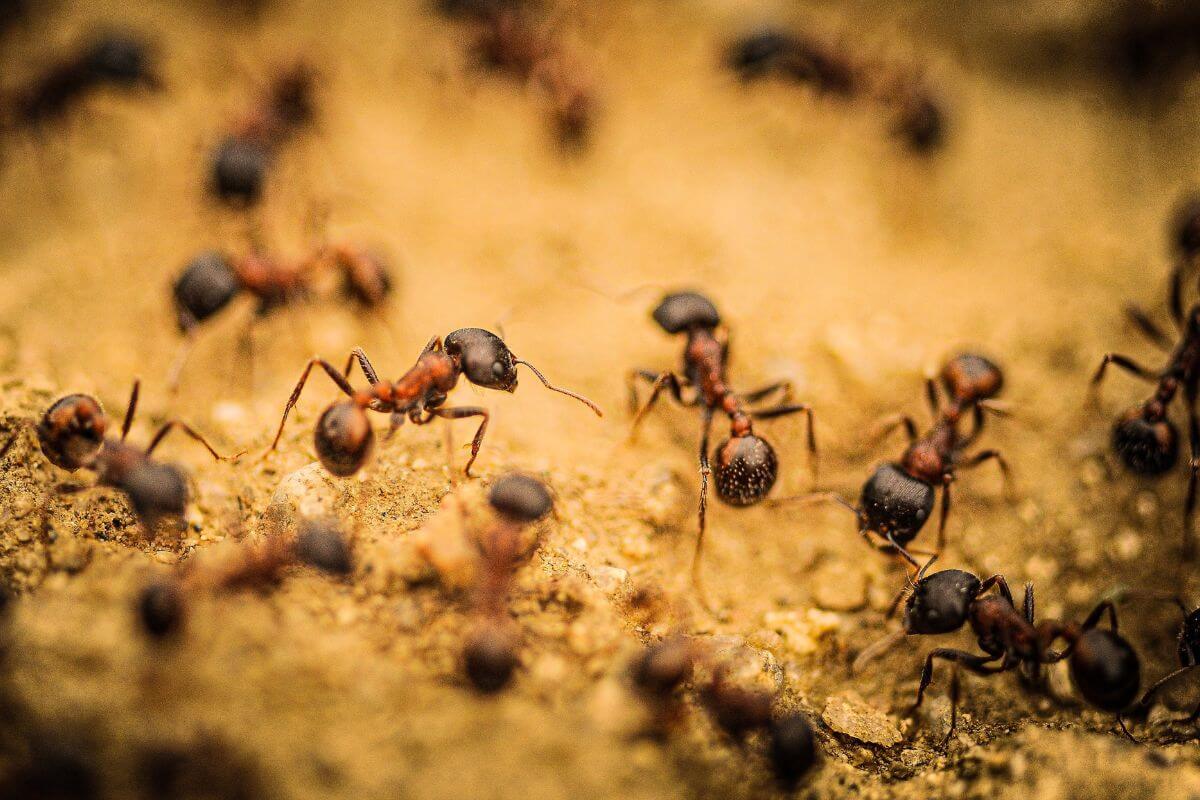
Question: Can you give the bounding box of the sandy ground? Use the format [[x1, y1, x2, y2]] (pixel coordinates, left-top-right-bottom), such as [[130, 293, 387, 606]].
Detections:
[[1, 1, 1200, 798]]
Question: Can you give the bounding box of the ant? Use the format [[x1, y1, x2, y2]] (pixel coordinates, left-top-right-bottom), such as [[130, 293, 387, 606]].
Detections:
[[137, 518, 352, 640], [861, 559, 1142, 743], [1171, 194, 1200, 261], [209, 62, 315, 206], [461, 473, 553, 693], [793, 353, 1008, 567], [169, 241, 393, 388], [629, 637, 819, 787], [0, 380, 238, 538], [1091, 254, 1200, 558], [1123, 598, 1200, 727], [628, 290, 817, 603], [724, 27, 856, 96], [264, 328, 601, 477], [3, 29, 159, 127]]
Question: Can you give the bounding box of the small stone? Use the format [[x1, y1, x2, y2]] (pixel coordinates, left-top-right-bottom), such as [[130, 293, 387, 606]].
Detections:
[[822, 692, 902, 747], [590, 565, 628, 595], [48, 537, 90, 572], [762, 608, 841, 656], [267, 463, 340, 531]]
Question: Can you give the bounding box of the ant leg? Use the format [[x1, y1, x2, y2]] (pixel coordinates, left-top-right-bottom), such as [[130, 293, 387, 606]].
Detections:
[[1184, 387, 1199, 560], [944, 665, 961, 745], [1024, 582, 1036, 624], [1091, 353, 1158, 388], [120, 379, 141, 442], [431, 406, 489, 477], [1125, 304, 1173, 349], [957, 449, 1014, 499], [629, 371, 687, 439], [925, 378, 941, 420], [342, 347, 381, 385], [913, 648, 1004, 712], [166, 331, 197, 393], [1170, 260, 1187, 330], [1137, 666, 1196, 714], [692, 408, 715, 610], [869, 413, 919, 445], [265, 358, 357, 454], [1080, 600, 1119, 632], [740, 380, 793, 406], [626, 369, 660, 414], [145, 421, 241, 461], [385, 412, 406, 441], [937, 481, 952, 551], [750, 403, 817, 478]]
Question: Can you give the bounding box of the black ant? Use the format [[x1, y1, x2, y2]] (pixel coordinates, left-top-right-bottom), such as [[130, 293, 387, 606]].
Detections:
[[3, 29, 159, 127], [1126, 598, 1200, 727], [137, 518, 352, 640], [860, 560, 1142, 743], [0, 381, 238, 538], [169, 241, 393, 388], [209, 62, 315, 206], [794, 353, 1008, 567], [461, 473, 553, 693], [264, 329, 601, 477], [628, 291, 817, 603], [1091, 255, 1200, 557]]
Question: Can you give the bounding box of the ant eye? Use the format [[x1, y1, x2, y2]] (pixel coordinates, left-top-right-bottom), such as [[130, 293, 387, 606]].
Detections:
[[493, 362, 505, 377]]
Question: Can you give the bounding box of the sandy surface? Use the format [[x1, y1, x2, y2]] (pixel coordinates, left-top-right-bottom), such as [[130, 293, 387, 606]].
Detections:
[[1, 1, 1199, 798]]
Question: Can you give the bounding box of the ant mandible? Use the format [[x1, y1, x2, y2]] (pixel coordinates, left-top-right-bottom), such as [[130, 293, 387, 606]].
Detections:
[[863, 560, 1142, 743], [264, 329, 601, 477], [795, 353, 1009, 567], [628, 291, 817, 604], [0, 381, 238, 538]]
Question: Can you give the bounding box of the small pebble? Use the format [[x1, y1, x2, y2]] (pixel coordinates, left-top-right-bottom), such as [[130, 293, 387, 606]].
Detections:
[[821, 692, 902, 747]]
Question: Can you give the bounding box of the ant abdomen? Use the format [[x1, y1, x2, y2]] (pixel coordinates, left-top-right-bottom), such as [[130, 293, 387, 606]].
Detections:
[[210, 136, 271, 206], [36, 394, 106, 470], [651, 291, 721, 335], [1112, 409, 1178, 476], [712, 434, 778, 506], [859, 463, 935, 542], [295, 520, 354, 576], [444, 328, 518, 391], [464, 626, 518, 693], [941, 353, 1003, 405], [138, 578, 185, 639], [903, 569, 980, 635], [121, 461, 189, 522], [488, 473, 553, 523], [630, 638, 694, 697], [173, 251, 241, 331], [1069, 628, 1141, 713], [767, 713, 818, 789], [314, 402, 374, 477]]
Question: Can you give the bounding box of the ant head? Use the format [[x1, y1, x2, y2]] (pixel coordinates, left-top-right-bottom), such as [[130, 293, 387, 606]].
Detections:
[[940, 353, 1003, 405], [124, 461, 189, 522], [314, 402, 374, 477], [1112, 407, 1179, 476], [651, 291, 721, 335], [859, 463, 936, 542], [903, 568, 981, 635], [767, 713, 818, 790], [211, 136, 270, 206], [1171, 193, 1200, 258], [83, 31, 153, 85], [712, 434, 778, 506], [463, 626, 518, 693], [36, 394, 107, 470], [444, 328, 518, 392], [488, 474, 553, 524], [1179, 608, 1200, 667], [295, 519, 353, 576], [173, 251, 241, 331], [1068, 628, 1141, 713], [137, 578, 184, 639], [725, 28, 796, 80], [630, 638, 694, 697]]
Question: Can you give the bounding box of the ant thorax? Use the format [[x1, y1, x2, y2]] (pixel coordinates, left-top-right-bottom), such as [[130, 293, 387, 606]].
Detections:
[[901, 439, 945, 484]]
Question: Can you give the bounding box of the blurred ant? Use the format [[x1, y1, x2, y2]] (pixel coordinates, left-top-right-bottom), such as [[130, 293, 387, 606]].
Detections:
[[264, 328, 601, 477], [1122, 597, 1200, 728], [209, 62, 315, 206], [1171, 194, 1200, 261], [629, 636, 818, 787], [725, 27, 856, 96], [450, 2, 595, 146], [169, 240, 394, 388], [858, 559, 1142, 743], [137, 518, 352, 640], [1091, 255, 1200, 557], [3, 30, 159, 127], [0, 381, 238, 538], [628, 291, 817, 605], [792, 353, 1008, 567], [460, 473, 553, 693]]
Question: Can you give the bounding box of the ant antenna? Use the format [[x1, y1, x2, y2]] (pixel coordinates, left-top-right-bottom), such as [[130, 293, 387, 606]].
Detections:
[[121, 379, 141, 441], [915, 554, 938, 582], [513, 359, 603, 416], [851, 628, 908, 674]]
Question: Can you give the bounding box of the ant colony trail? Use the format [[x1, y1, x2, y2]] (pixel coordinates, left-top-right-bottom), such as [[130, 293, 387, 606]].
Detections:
[[0, 2, 1199, 800]]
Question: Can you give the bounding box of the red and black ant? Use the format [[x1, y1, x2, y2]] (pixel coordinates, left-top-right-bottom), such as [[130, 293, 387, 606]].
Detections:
[[628, 291, 817, 603], [792, 353, 1009, 567], [0, 381, 239, 538], [2, 29, 159, 127], [169, 240, 393, 388], [460, 473, 553, 693], [209, 62, 315, 206], [858, 560, 1142, 743], [1092, 255, 1200, 558], [264, 329, 601, 477]]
